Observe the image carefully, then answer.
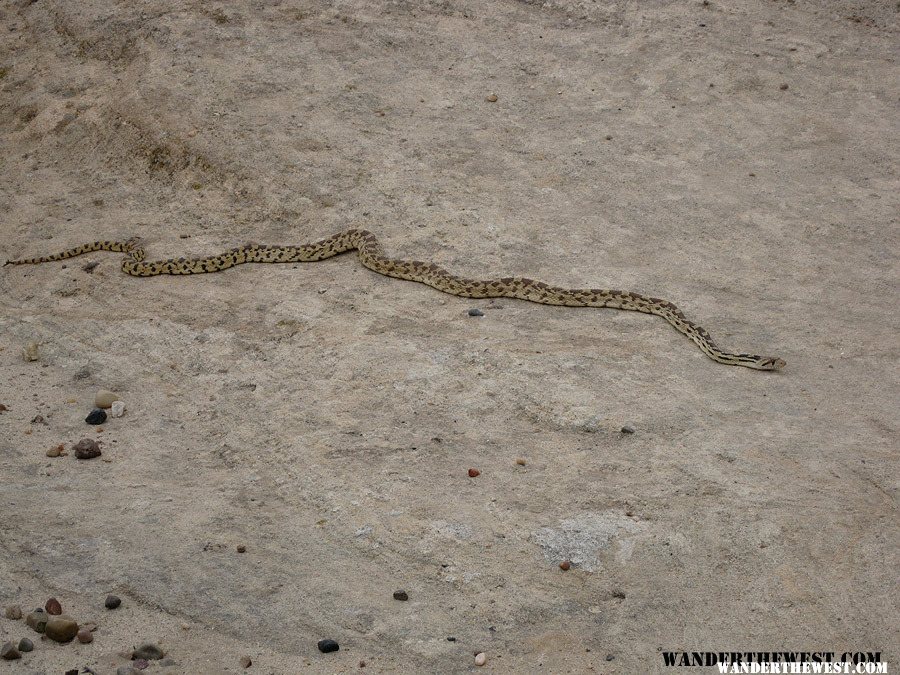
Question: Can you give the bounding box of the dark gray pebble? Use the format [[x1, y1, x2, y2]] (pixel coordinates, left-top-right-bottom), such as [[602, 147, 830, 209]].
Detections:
[[1, 642, 20, 660], [606, 654, 615, 661], [467, 308, 485, 317], [85, 409, 107, 425], [317, 639, 340, 653], [392, 590, 409, 601], [447, 636, 456, 642], [105, 594, 121, 609], [620, 424, 636, 434], [74, 438, 102, 459], [132, 643, 165, 660], [17, 638, 33, 652]]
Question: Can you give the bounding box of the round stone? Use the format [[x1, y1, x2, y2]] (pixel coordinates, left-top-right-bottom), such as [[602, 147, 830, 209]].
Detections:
[[317, 639, 340, 653], [46, 444, 66, 457], [45, 616, 79, 642], [515, 458, 526, 465], [475, 652, 487, 666], [74, 438, 102, 459], [485, 94, 498, 102], [77, 628, 93, 643], [85, 409, 107, 425], [468, 468, 480, 478], [105, 594, 122, 609], [45, 597, 62, 615], [392, 590, 409, 601], [467, 308, 485, 317], [0, 642, 20, 660], [110, 400, 126, 418], [3, 605, 22, 620], [559, 560, 571, 571], [95, 390, 118, 409], [17, 638, 33, 652], [620, 424, 636, 434]]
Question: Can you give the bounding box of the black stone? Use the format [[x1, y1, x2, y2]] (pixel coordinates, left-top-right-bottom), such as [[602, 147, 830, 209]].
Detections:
[[606, 654, 615, 661], [620, 424, 636, 434], [85, 409, 107, 425], [17, 638, 33, 653], [392, 590, 409, 601], [446, 637, 457, 642], [132, 643, 165, 660], [317, 639, 340, 654], [105, 594, 121, 609], [467, 308, 485, 317]]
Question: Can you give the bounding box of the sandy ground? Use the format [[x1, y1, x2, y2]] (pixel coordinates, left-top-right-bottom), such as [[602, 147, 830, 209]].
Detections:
[[1, 1, 898, 673]]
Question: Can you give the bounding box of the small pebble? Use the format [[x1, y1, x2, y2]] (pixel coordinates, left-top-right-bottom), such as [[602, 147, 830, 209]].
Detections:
[[317, 639, 340, 653], [237, 545, 247, 553], [82, 261, 99, 273], [485, 93, 498, 102], [85, 409, 107, 425], [467, 308, 484, 317], [22, 342, 39, 362], [468, 468, 480, 478], [94, 390, 118, 409], [606, 653, 615, 661], [77, 628, 93, 643], [605, 134, 613, 140], [110, 400, 126, 418], [515, 458, 526, 466], [447, 637, 456, 642], [132, 643, 165, 660], [105, 594, 121, 609], [47, 443, 66, 457], [74, 438, 102, 459], [4, 604, 22, 620], [31, 414, 45, 424], [392, 590, 409, 601], [0, 403, 6, 412], [45, 597, 62, 615], [779, 83, 789, 90], [620, 424, 636, 434], [0, 642, 20, 660], [17, 638, 33, 652], [25, 609, 48, 632], [45, 616, 79, 642], [559, 560, 571, 571], [240, 654, 252, 668], [475, 652, 487, 666]]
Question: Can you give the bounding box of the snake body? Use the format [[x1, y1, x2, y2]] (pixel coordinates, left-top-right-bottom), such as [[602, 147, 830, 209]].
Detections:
[[5, 228, 784, 370]]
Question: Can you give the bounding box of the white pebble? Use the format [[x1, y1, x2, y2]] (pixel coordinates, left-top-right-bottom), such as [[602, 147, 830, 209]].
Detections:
[[475, 652, 487, 666], [110, 401, 126, 418]]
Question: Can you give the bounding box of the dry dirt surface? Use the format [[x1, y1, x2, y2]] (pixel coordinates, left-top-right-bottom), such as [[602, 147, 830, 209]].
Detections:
[[1, 1, 898, 673]]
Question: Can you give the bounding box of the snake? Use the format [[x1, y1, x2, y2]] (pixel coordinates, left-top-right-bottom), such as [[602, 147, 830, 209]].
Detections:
[[5, 228, 784, 370]]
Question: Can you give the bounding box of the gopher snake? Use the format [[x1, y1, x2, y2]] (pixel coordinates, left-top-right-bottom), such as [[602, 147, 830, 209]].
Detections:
[[5, 228, 784, 370]]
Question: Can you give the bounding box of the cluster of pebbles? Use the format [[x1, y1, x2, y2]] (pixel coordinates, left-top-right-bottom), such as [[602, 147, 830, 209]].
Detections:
[[42, 390, 129, 461], [1, 595, 122, 661]]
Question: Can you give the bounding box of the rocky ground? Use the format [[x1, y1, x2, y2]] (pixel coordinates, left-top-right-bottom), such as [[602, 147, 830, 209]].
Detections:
[[1, 1, 898, 673]]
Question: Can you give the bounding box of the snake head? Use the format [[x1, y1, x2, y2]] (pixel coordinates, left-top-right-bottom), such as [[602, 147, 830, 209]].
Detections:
[[753, 356, 786, 371]]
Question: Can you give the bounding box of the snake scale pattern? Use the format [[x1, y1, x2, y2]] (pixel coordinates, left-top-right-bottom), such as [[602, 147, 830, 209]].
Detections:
[[6, 228, 784, 370]]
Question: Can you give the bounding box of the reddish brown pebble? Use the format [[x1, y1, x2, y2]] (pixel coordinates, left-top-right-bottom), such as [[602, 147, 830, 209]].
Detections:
[[76, 628, 93, 644], [515, 458, 526, 465], [45, 598, 62, 615], [0, 404, 7, 412], [359, 661, 367, 668], [559, 560, 571, 571], [468, 468, 480, 478], [237, 545, 247, 553], [485, 93, 498, 102], [779, 83, 789, 90]]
